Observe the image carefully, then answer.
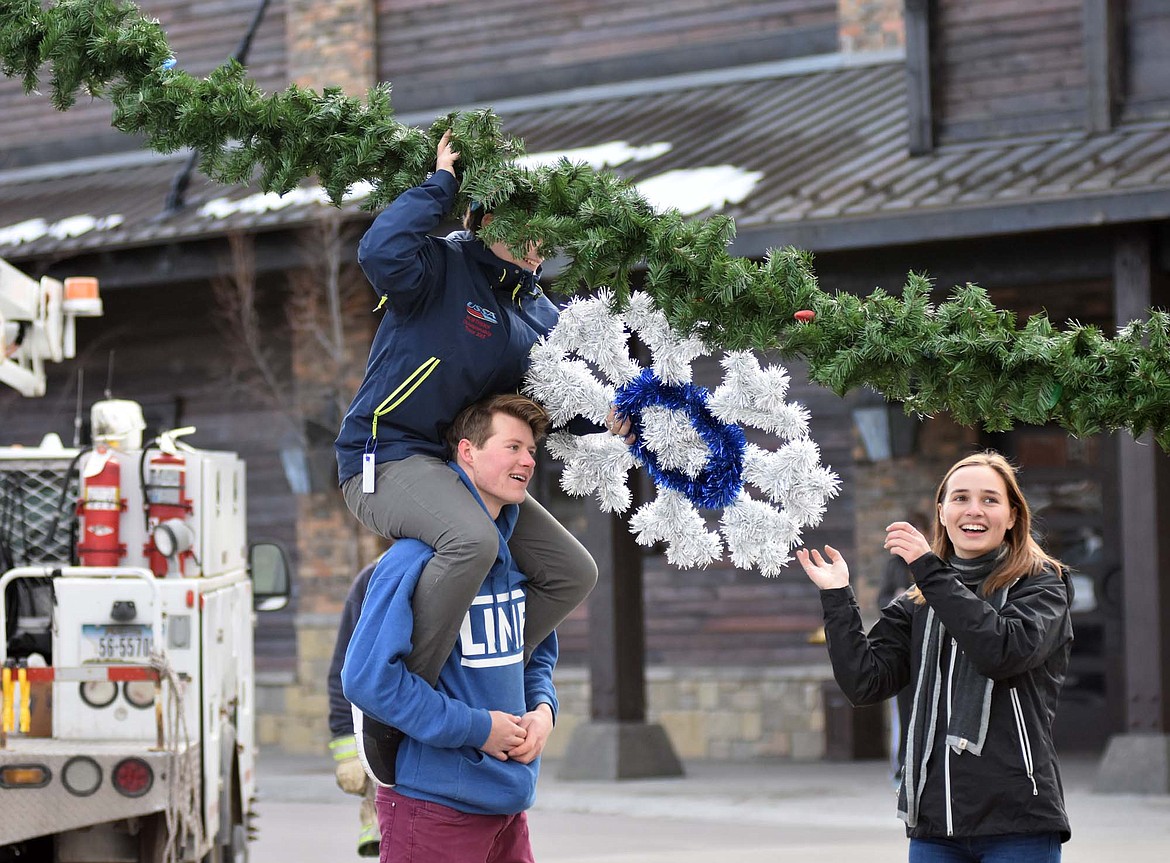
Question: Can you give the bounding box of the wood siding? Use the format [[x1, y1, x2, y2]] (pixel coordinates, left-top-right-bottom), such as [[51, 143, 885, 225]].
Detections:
[[932, 0, 1086, 143], [375, 0, 838, 111], [0, 0, 288, 170], [1122, 0, 1170, 123]]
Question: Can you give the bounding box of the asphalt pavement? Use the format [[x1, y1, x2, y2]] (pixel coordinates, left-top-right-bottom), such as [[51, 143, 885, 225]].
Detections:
[[251, 747, 1169, 862]]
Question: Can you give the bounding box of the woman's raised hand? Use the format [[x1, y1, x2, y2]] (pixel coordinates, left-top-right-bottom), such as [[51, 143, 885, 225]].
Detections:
[[795, 545, 850, 590], [883, 521, 931, 565]]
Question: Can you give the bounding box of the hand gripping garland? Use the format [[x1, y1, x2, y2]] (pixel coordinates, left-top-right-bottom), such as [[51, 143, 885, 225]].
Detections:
[[524, 291, 840, 576]]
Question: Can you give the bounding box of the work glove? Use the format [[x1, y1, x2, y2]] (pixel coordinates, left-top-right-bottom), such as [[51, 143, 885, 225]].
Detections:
[[329, 734, 368, 795]]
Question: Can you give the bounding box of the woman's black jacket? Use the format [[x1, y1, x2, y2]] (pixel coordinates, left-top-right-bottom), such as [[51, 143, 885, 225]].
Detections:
[[818, 552, 1073, 842]]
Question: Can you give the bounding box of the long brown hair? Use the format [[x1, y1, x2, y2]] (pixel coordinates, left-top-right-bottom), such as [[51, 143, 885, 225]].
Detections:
[[910, 451, 1062, 602]]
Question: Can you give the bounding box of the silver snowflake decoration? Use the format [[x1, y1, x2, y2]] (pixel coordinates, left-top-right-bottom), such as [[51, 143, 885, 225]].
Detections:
[[525, 291, 840, 576]]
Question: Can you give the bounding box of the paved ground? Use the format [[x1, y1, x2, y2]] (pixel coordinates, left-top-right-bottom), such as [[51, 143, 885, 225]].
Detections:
[[251, 748, 1170, 862]]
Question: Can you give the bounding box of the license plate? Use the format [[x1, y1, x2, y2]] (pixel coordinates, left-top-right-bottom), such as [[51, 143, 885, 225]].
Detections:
[[80, 624, 154, 662]]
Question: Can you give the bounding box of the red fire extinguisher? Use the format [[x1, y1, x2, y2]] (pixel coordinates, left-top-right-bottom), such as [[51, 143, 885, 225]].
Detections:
[[77, 446, 127, 567], [144, 451, 193, 577]]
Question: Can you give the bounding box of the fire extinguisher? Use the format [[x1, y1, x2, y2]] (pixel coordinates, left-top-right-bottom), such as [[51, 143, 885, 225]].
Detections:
[[143, 451, 193, 577], [77, 446, 127, 567]]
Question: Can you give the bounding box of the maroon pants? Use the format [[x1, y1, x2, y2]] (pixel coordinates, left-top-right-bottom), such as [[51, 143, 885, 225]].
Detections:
[[375, 786, 536, 863]]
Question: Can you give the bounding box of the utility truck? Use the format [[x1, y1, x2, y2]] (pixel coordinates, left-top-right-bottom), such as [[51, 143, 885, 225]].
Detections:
[[1, 257, 290, 862]]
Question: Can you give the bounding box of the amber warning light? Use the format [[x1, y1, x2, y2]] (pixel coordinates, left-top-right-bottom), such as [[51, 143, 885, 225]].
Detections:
[[62, 276, 103, 318]]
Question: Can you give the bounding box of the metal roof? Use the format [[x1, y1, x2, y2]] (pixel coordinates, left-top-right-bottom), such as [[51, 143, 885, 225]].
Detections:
[[4, 54, 1170, 263]]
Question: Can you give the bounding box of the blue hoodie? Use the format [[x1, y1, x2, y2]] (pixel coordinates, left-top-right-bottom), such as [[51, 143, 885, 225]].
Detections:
[[341, 464, 559, 815], [334, 170, 560, 484]]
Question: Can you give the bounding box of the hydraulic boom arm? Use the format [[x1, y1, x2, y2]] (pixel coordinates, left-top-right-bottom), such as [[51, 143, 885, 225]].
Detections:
[[0, 257, 102, 397]]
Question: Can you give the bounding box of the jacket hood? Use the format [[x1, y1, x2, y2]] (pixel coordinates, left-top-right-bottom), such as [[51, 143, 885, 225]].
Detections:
[[450, 230, 544, 289]]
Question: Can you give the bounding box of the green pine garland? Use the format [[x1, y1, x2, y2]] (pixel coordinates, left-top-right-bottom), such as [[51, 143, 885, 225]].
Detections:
[[4, 0, 1170, 449]]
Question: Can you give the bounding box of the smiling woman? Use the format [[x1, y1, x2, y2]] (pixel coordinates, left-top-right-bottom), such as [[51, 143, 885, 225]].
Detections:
[[922, 451, 1058, 595], [938, 465, 1016, 558], [797, 450, 1073, 863]]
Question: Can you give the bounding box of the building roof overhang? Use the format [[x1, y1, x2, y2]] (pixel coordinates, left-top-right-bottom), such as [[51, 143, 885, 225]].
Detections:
[[4, 51, 1170, 266]]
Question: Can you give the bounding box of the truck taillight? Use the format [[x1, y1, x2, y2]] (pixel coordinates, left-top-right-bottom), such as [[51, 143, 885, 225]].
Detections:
[[0, 764, 51, 788], [111, 758, 153, 797], [123, 680, 155, 709], [62, 757, 102, 796], [80, 680, 118, 708]]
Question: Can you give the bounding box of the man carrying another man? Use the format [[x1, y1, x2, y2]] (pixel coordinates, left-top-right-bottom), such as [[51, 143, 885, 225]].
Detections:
[[343, 393, 566, 863]]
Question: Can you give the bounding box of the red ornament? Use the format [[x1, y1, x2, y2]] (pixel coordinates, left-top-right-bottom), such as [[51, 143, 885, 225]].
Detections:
[[794, 309, 815, 323]]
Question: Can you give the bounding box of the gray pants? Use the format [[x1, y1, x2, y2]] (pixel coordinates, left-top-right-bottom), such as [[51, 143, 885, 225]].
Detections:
[[342, 455, 597, 685]]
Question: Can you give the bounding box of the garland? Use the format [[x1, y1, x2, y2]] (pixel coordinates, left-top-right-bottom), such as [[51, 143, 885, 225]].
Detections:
[[4, 1, 1170, 450]]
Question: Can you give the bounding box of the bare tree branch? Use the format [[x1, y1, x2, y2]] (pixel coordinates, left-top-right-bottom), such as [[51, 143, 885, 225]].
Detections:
[[211, 231, 298, 430], [211, 215, 367, 442], [286, 212, 367, 420]]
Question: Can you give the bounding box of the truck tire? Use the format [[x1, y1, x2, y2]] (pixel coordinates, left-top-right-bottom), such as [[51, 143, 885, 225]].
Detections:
[[203, 813, 247, 863], [138, 813, 168, 863], [225, 823, 247, 863], [202, 782, 248, 863], [0, 837, 53, 861], [204, 723, 248, 863]]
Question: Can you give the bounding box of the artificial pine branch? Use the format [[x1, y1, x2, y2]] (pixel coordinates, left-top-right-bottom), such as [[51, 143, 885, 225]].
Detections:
[[3, 0, 1170, 447]]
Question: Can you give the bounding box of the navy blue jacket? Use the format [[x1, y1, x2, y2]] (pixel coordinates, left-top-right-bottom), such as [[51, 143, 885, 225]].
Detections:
[[335, 171, 559, 484], [327, 560, 377, 738]]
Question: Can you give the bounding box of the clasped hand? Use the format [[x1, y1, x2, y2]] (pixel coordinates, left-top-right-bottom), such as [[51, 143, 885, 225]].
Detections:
[[481, 704, 554, 763]]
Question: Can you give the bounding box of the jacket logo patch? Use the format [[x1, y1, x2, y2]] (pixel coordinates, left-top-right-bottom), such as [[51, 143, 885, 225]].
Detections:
[[465, 302, 498, 323], [464, 302, 498, 339]]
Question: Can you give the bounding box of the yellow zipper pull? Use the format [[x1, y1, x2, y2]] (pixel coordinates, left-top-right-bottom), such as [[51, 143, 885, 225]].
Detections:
[[372, 295, 388, 313]]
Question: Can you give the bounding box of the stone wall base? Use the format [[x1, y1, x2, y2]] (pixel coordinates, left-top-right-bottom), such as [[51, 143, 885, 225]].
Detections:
[[257, 624, 840, 763], [1096, 733, 1170, 794]]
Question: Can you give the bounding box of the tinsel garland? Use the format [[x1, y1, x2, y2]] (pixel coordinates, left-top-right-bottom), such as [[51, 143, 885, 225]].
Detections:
[[613, 370, 746, 510], [4, 1, 1170, 449]]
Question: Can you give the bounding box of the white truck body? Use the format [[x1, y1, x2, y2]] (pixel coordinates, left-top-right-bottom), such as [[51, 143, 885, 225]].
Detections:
[[0, 433, 284, 862]]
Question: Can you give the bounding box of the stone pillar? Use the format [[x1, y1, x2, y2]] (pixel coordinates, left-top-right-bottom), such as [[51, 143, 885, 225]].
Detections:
[[1097, 227, 1170, 793], [559, 495, 683, 780], [838, 0, 905, 53], [286, 0, 376, 95]]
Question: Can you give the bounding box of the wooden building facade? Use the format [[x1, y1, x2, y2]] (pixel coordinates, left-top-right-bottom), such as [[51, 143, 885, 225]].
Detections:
[[2, 1, 1169, 782]]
